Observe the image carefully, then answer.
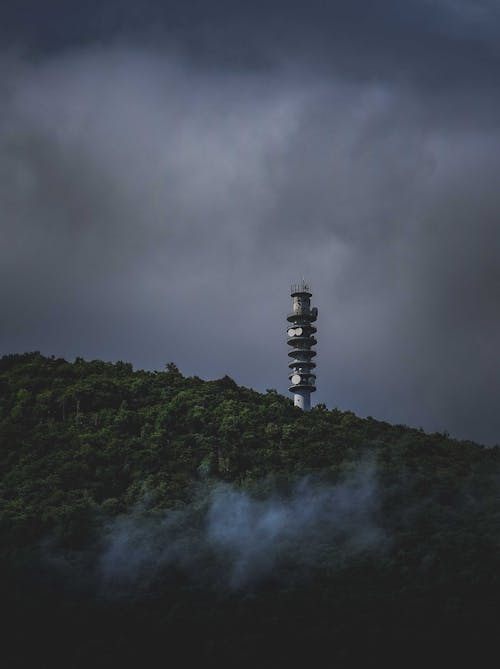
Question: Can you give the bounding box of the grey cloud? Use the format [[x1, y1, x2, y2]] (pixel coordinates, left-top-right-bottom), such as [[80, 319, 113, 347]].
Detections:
[[3, 0, 500, 95], [1, 42, 500, 442]]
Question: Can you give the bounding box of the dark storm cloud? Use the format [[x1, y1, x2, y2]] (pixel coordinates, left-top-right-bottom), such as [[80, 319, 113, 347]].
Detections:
[[3, 0, 500, 90], [2, 2, 500, 443]]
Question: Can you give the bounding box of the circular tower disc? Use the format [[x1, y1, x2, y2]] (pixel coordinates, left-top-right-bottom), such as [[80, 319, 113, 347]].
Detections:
[[287, 328, 296, 337], [291, 374, 301, 385]]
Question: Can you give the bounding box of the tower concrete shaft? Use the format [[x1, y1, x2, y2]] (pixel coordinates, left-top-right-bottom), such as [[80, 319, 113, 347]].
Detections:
[[287, 280, 318, 411]]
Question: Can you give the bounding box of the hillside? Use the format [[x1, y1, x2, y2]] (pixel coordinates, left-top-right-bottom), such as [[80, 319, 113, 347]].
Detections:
[[2, 352, 500, 667]]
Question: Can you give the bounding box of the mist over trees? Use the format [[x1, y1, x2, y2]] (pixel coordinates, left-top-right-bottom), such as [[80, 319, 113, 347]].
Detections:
[[2, 352, 500, 666]]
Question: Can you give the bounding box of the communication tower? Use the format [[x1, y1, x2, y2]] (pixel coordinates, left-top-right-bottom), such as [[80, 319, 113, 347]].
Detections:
[[287, 280, 318, 410]]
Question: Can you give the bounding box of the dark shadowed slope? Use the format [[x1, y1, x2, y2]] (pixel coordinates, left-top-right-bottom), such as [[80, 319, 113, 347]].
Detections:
[[1, 352, 500, 667]]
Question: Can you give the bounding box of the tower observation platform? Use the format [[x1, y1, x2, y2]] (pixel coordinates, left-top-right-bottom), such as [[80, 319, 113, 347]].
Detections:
[[287, 280, 318, 411]]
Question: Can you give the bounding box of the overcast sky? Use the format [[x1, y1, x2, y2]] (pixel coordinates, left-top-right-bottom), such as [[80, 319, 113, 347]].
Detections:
[[2, 1, 500, 443]]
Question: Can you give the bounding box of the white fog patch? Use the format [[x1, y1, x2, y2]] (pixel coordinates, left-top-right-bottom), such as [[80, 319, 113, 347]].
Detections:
[[97, 461, 384, 593]]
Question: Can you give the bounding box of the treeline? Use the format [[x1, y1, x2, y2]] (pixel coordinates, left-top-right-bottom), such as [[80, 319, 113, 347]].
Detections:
[[2, 352, 500, 666]]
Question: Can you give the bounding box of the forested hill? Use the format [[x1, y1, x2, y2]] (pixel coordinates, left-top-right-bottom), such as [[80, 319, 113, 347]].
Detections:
[[2, 352, 500, 667], [2, 351, 496, 541]]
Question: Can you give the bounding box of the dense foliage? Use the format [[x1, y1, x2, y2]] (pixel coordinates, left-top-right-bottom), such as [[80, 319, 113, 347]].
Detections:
[[2, 352, 500, 667]]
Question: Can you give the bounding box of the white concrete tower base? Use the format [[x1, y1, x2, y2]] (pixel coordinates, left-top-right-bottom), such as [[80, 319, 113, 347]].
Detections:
[[294, 391, 311, 411]]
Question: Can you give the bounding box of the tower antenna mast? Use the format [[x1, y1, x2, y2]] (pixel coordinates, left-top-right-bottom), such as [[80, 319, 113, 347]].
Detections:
[[287, 280, 318, 411]]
